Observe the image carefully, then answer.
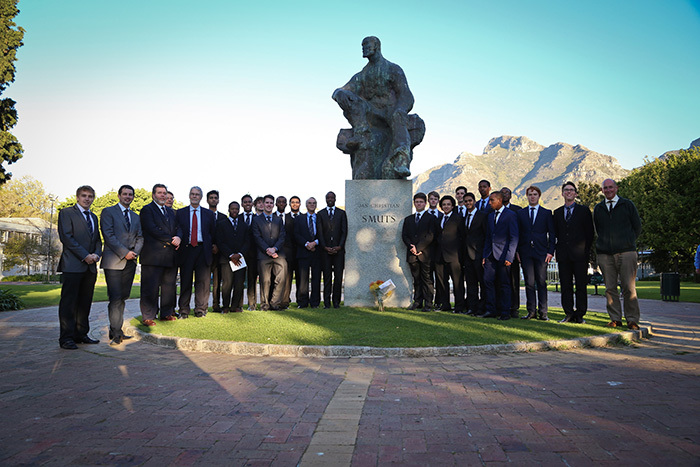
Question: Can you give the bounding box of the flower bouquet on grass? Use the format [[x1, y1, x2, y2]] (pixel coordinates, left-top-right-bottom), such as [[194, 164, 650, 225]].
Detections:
[[369, 279, 396, 312]]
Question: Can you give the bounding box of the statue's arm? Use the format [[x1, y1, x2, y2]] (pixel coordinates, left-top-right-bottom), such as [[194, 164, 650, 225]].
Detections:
[[391, 65, 414, 113]]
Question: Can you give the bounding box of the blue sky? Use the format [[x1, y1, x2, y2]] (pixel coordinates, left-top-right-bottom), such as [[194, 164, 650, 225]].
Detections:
[[8, 0, 700, 205]]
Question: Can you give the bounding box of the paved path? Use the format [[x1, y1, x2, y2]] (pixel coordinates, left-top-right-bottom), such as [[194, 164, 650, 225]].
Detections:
[[0, 291, 698, 466]]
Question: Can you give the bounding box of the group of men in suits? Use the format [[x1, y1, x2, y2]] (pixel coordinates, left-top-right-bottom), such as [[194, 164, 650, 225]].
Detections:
[[402, 179, 601, 323], [56, 184, 348, 348]]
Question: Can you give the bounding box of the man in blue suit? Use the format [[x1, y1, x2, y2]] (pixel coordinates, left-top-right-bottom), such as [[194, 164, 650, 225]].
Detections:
[[100, 184, 143, 345], [517, 186, 555, 321], [176, 186, 216, 318], [481, 191, 519, 320], [140, 184, 181, 326], [57, 185, 102, 349], [295, 197, 322, 308]]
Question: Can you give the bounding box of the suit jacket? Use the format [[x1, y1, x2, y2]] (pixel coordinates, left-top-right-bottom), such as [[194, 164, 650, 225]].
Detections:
[[483, 208, 519, 263], [294, 213, 321, 260], [57, 205, 102, 273], [139, 201, 179, 267], [553, 203, 593, 262], [251, 214, 286, 261], [317, 207, 348, 251], [505, 203, 522, 212], [436, 213, 464, 264], [476, 198, 493, 214], [100, 204, 143, 270], [402, 212, 438, 263], [216, 216, 249, 263], [517, 206, 555, 259], [464, 209, 487, 261], [175, 206, 216, 266], [210, 210, 226, 243], [278, 212, 297, 259]]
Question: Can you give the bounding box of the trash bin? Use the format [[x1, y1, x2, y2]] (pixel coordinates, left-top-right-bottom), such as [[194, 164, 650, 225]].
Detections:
[[660, 272, 681, 302]]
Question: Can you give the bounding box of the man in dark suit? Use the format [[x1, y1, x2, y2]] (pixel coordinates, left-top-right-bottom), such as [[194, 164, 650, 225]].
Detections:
[[252, 194, 288, 310], [426, 191, 443, 308], [553, 181, 594, 324], [476, 179, 493, 212], [140, 184, 181, 326], [481, 191, 519, 320], [239, 194, 259, 310], [517, 186, 555, 321], [207, 190, 225, 312], [434, 195, 466, 312], [100, 184, 143, 345], [295, 197, 322, 308], [281, 196, 301, 307], [402, 192, 438, 312], [56, 185, 102, 349], [462, 192, 487, 315], [317, 191, 348, 309], [217, 201, 249, 313], [501, 186, 523, 317], [454, 186, 468, 217], [175, 186, 216, 318]]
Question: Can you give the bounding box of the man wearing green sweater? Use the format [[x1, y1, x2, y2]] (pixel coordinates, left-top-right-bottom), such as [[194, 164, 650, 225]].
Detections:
[[594, 179, 642, 330]]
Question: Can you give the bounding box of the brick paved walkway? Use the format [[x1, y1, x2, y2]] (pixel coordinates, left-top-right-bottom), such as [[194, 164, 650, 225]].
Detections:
[[0, 292, 698, 466]]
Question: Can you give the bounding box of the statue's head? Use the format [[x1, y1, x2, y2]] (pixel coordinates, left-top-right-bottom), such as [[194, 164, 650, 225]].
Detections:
[[362, 36, 381, 58]]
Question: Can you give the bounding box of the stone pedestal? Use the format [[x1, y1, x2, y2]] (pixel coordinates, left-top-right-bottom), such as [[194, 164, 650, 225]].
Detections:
[[344, 180, 413, 307]]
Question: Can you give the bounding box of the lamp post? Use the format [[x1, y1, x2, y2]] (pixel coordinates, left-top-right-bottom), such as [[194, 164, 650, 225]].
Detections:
[[45, 196, 55, 282]]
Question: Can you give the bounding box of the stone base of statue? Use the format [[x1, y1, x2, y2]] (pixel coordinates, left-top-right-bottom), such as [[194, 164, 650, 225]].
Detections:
[[344, 179, 413, 307]]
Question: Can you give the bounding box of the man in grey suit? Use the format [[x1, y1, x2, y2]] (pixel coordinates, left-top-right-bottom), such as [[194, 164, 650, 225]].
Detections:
[[100, 185, 144, 345], [57, 185, 102, 349]]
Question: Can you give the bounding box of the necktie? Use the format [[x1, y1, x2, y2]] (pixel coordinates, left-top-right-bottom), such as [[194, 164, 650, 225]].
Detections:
[[442, 215, 448, 229], [308, 215, 314, 235], [608, 200, 613, 212], [530, 207, 535, 225], [415, 213, 420, 225], [565, 206, 572, 222], [84, 211, 93, 234], [190, 209, 198, 246], [232, 218, 237, 229], [467, 212, 472, 228], [161, 206, 167, 217], [266, 215, 272, 223], [246, 213, 251, 225], [329, 207, 334, 220], [430, 209, 435, 216], [124, 209, 131, 230], [494, 211, 499, 226], [278, 212, 284, 224], [460, 206, 465, 216]]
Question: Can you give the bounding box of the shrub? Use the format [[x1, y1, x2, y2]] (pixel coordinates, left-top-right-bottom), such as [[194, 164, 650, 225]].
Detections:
[[0, 289, 24, 311], [1, 274, 60, 282]]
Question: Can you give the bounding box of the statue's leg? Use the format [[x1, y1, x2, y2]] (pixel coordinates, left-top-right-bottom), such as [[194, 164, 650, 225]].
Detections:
[[385, 110, 412, 178]]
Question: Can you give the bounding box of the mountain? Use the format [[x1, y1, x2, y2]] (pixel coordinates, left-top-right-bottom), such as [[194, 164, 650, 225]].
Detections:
[[412, 135, 629, 208], [659, 137, 700, 159]]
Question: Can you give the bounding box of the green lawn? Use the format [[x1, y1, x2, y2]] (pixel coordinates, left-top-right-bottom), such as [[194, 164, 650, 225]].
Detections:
[[547, 281, 700, 303], [130, 307, 623, 348], [1, 284, 141, 309]]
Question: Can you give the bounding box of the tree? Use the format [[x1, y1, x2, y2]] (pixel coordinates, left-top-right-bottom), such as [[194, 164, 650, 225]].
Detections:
[[618, 147, 700, 274], [0, 0, 24, 185], [576, 181, 603, 210], [0, 176, 56, 219], [3, 234, 42, 274]]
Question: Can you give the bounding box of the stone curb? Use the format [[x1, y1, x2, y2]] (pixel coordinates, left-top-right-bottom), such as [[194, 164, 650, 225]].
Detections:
[[124, 322, 652, 358]]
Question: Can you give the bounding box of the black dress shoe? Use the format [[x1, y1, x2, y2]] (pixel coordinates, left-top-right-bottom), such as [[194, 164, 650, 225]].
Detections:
[[510, 311, 520, 318], [497, 315, 511, 320], [79, 336, 100, 344], [333, 304, 340, 309], [408, 302, 421, 310], [110, 336, 123, 345], [179, 314, 189, 319], [421, 306, 432, 312], [538, 315, 549, 321], [480, 312, 498, 318], [122, 335, 133, 340], [324, 305, 331, 309], [60, 340, 78, 350], [521, 313, 536, 320], [559, 316, 575, 323]]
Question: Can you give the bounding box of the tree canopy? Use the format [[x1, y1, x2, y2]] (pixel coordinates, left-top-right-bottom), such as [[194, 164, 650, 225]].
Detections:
[[0, 176, 56, 220], [0, 0, 24, 184], [618, 147, 700, 273]]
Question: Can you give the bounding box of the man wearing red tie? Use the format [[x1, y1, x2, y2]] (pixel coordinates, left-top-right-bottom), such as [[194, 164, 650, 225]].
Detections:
[[176, 186, 216, 318]]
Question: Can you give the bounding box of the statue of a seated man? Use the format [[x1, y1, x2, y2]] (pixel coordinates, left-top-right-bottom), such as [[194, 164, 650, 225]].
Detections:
[[333, 36, 424, 180]]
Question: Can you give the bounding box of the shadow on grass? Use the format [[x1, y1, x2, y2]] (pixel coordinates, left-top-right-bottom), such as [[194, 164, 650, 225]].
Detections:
[[131, 306, 623, 348]]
